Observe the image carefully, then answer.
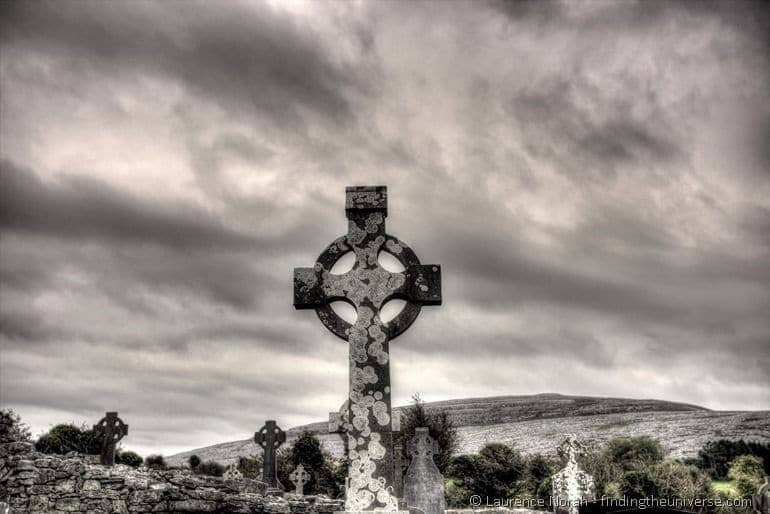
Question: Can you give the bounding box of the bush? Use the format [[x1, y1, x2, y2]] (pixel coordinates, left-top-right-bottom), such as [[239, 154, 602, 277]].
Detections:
[[697, 440, 770, 479], [526, 453, 558, 500], [650, 460, 710, 499], [445, 443, 526, 505], [195, 460, 225, 477], [116, 450, 143, 467], [276, 431, 342, 497], [35, 423, 100, 455], [619, 469, 659, 499], [237, 455, 262, 479], [145, 454, 167, 470], [188, 455, 201, 469], [605, 436, 665, 470], [395, 394, 458, 473], [0, 409, 31, 443], [727, 455, 764, 498]]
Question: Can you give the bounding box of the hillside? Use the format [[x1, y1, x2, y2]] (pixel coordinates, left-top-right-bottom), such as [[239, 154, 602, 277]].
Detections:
[[166, 393, 770, 467]]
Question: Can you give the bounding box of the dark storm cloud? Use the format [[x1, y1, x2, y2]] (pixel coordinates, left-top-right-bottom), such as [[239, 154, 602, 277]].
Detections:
[[1, 0, 769, 456], [0, 0, 371, 127], [0, 159, 256, 249]]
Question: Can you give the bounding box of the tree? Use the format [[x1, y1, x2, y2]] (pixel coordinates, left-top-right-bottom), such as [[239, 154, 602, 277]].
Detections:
[[526, 453, 559, 500], [0, 409, 31, 443], [35, 423, 100, 455], [727, 455, 765, 498], [395, 393, 458, 473], [188, 455, 201, 470], [276, 431, 342, 497], [619, 470, 659, 499], [237, 454, 262, 479]]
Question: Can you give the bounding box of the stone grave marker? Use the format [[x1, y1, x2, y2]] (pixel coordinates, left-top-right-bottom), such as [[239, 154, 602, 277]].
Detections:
[[289, 464, 310, 496], [222, 464, 243, 481], [294, 185, 442, 511], [92, 412, 128, 466], [254, 420, 286, 493], [552, 436, 596, 514], [403, 427, 445, 514]]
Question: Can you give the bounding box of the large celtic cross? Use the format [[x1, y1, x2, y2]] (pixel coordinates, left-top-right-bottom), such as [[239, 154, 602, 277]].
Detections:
[[254, 420, 286, 491], [93, 411, 128, 466], [294, 186, 441, 511]]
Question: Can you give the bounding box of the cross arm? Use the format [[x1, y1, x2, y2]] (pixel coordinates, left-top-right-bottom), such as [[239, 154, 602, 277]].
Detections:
[[293, 267, 325, 309], [402, 264, 442, 305]]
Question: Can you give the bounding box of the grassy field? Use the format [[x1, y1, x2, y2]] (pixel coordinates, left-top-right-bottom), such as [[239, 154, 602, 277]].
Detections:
[[712, 480, 738, 496]]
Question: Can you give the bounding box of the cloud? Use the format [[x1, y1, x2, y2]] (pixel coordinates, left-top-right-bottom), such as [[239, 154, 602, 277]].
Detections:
[[1, 0, 768, 456]]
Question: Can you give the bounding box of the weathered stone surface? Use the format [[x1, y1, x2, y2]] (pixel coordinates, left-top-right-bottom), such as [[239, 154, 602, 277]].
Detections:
[[403, 428, 445, 514], [551, 436, 595, 514], [255, 420, 286, 492], [289, 464, 310, 496], [93, 412, 128, 467], [0, 441, 342, 514], [294, 185, 442, 511]]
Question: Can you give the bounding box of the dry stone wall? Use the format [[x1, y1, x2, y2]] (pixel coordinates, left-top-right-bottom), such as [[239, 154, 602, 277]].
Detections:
[[0, 441, 343, 514]]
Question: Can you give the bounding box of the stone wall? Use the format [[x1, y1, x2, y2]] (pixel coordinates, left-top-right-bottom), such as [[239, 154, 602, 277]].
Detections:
[[0, 441, 343, 514]]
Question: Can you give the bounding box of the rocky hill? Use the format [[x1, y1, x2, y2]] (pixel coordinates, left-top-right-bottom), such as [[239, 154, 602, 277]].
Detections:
[[166, 393, 770, 467]]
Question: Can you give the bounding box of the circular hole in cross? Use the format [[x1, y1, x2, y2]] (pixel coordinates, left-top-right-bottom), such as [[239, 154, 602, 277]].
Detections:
[[330, 300, 357, 324], [330, 252, 356, 274], [380, 298, 406, 324], [378, 251, 405, 272]]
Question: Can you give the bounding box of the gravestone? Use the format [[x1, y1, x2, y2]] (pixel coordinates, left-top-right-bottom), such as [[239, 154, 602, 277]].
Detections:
[[92, 412, 128, 466], [222, 464, 243, 481], [254, 420, 286, 493], [403, 427, 445, 514], [552, 436, 596, 514], [290, 464, 310, 496], [755, 476, 770, 514], [295, 186, 441, 511]]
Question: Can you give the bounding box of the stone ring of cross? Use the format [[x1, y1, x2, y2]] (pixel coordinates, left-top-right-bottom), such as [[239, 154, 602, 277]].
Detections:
[[294, 186, 441, 342]]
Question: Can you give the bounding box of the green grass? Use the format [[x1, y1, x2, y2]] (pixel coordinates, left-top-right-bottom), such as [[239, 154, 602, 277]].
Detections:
[[712, 480, 738, 496]]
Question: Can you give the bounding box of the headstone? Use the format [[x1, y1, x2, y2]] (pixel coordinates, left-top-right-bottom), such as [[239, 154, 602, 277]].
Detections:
[[254, 420, 286, 493], [403, 427, 445, 514], [222, 464, 243, 481], [294, 185, 442, 511], [754, 476, 770, 514], [92, 412, 128, 466], [552, 436, 596, 514], [290, 464, 311, 496]]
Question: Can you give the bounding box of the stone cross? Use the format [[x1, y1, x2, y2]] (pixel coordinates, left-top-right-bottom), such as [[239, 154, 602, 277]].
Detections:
[[551, 436, 595, 514], [92, 412, 128, 466], [754, 476, 770, 514], [254, 420, 286, 491], [403, 427, 445, 514], [295, 185, 442, 511], [222, 464, 243, 481], [290, 464, 311, 496]]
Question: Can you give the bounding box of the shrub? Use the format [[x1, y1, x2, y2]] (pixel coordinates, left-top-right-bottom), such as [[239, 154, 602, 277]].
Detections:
[[188, 455, 201, 469], [195, 460, 225, 477], [445, 443, 526, 505], [697, 440, 770, 479], [35, 423, 100, 455], [526, 453, 558, 499], [650, 460, 710, 499], [0, 409, 31, 443], [116, 450, 143, 467], [145, 454, 167, 470], [605, 436, 665, 470], [276, 432, 342, 497], [395, 394, 458, 473], [237, 455, 262, 479], [619, 469, 659, 499], [727, 455, 765, 498]]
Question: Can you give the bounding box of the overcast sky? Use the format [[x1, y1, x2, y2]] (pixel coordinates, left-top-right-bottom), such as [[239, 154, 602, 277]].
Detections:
[[1, 0, 769, 457]]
